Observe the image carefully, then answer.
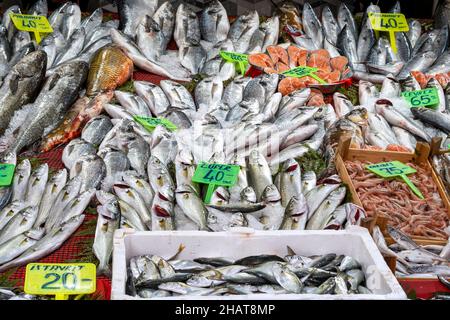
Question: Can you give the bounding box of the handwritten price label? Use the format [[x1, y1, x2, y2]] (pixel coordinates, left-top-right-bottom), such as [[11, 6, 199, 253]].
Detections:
[[9, 13, 53, 44], [134, 115, 177, 132], [402, 88, 439, 109], [24, 263, 96, 300], [366, 161, 424, 199], [368, 12, 409, 54], [192, 163, 240, 203], [220, 51, 249, 76], [368, 13, 409, 32], [0, 163, 15, 186], [282, 66, 327, 84]]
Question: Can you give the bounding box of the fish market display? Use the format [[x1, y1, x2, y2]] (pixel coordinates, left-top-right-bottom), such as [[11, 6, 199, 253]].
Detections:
[[346, 160, 449, 240], [286, 1, 449, 84], [126, 248, 372, 297], [0, 161, 93, 272], [0, 0, 449, 301], [373, 226, 450, 277], [248, 46, 351, 95]]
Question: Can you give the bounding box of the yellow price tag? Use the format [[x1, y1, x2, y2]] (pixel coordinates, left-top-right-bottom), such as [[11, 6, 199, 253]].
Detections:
[[9, 13, 53, 44], [368, 12, 409, 54], [24, 263, 96, 300]]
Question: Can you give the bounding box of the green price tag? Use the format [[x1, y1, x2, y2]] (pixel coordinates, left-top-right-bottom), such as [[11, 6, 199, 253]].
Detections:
[[366, 161, 424, 199], [220, 51, 248, 76], [192, 162, 240, 204], [133, 115, 177, 132], [401, 88, 439, 109], [9, 13, 53, 44], [368, 12, 409, 54], [24, 263, 96, 300], [282, 66, 327, 84], [0, 163, 15, 186]]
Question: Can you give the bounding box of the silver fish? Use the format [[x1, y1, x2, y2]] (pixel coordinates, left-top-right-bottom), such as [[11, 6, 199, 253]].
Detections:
[[306, 187, 346, 230], [175, 184, 208, 230], [0, 206, 38, 246], [44, 176, 82, 232], [11, 159, 31, 202], [70, 154, 106, 192], [0, 227, 44, 265], [93, 196, 120, 276], [152, 1, 176, 50], [134, 81, 169, 116], [302, 3, 323, 49], [24, 164, 49, 208], [34, 169, 68, 228], [0, 214, 84, 273], [3, 61, 89, 155], [114, 184, 151, 229], [200, 0, 229, 44]]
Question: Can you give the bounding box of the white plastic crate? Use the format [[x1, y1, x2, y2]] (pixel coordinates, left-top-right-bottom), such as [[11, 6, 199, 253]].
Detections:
[[111, 226, 407, 300]]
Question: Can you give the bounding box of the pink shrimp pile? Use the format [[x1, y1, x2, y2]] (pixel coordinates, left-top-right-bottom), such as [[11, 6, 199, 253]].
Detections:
[[345, 160, 449, 240]]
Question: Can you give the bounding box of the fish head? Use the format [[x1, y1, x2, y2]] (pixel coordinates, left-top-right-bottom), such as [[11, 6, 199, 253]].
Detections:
[[345, 107, 369, 126], [241, 186, 257, 203], [261, 184, 281, 203], [281, 159, 299, 173]]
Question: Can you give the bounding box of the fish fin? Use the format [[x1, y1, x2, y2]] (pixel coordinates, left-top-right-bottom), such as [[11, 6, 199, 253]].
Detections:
[[9, 73, 19, 95], [286, 245, 297, 256], [47, 73, 61, 91], [0, 103, 35, 153]]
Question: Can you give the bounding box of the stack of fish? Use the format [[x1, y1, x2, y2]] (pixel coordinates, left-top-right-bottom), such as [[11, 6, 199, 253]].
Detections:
[[112, 0, 280, 81], [0, 157, 95, 272], [373, 226, 450, 277], [287, 1, 449, 84], [321, 74, 450, 161], [51, 76, 370, 273], [42, 2, 118, 75], [126, 248, 372, 297]]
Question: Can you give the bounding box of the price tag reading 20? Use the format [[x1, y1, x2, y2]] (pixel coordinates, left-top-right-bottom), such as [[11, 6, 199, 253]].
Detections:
[[192, 163, 240, 203], [24, 263, 96, 300]]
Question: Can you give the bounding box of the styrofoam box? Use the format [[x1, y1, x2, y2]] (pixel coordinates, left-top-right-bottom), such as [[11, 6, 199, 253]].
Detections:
[[111, 226, 407, 300]]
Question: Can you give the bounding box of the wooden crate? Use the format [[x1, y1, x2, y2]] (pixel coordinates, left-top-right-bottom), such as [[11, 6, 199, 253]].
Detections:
[[335, 137, 450, 246]]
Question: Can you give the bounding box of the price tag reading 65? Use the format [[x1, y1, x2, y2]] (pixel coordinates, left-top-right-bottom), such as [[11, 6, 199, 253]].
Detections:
[[24, 263, 96, 300], [402, 88, 439, 109]]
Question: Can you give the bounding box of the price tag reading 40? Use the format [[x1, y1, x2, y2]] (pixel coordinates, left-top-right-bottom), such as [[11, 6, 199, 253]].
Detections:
[[9, 13, 53, 44], [192, 163, 240, 203], [366, 161, 424, 199], [402, 88, 439, 109], [24, 263, 96, 300], [368, 12, 409, 54]]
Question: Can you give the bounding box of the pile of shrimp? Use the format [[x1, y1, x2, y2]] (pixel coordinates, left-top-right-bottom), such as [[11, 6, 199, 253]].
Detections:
[[248, 46, 350, 96], [411, 70, 450, 89], [345, 160, 449, 239]]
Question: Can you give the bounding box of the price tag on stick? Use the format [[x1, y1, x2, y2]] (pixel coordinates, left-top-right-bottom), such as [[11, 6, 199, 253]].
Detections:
[[368, 12, 409, 54], [192, 163, 240, 203], [282, 66, 327, 84], [0, 163, 15, 186], [401, 88, 439, 109], [9, 13, 53, 44], [366, 161, 424, 199], [220, 51, 249, 76], [24, 263, 96, 300], [134, 115, 177, 132]]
